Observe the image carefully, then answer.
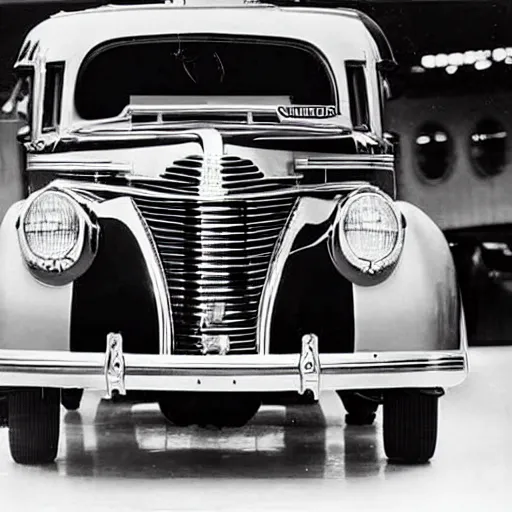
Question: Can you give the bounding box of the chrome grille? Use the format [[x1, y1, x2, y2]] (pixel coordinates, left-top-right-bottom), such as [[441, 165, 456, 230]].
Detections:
[[135, 195, 296, 354]]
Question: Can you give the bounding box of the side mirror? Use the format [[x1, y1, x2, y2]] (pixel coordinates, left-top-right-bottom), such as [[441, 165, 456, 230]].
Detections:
[[17, 125, 30, 143], [1, 79, 23, 116], [384, 132, 399, 146]]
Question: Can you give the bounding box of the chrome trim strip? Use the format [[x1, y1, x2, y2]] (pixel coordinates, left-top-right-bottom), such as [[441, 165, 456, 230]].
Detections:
[[32, 44, 45, 143], [295, 154, 394, 171], [257, 196, 338, 354], [70, 125, 349, 140], [0, 349, 468, 392], [72, 104, 349, 134], [27, 159, 132, 173], [0, 349, 466, 368], [51, 179, 370, 201]]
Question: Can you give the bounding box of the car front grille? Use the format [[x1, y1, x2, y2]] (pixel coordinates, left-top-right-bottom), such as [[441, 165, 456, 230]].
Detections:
[[134, 194, 296, 354]]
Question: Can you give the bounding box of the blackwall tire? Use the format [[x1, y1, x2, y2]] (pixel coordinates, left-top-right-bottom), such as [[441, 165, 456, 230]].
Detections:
[[61, 388, 84, 411], [383, 390, 438, 464], [8, 388, 60, 465], [339, 393, 379, 426]]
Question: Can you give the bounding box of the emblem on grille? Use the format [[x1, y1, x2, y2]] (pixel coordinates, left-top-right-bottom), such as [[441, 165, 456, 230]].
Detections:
[[199, 335, 231, 355]]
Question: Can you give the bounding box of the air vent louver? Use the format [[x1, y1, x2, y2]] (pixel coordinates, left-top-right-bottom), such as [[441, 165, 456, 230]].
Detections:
[[155, 155, 294, 196]]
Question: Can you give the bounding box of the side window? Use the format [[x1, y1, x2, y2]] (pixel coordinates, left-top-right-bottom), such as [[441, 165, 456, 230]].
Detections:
[[345, 61, 370, 131], [42, 63, 64, 132]]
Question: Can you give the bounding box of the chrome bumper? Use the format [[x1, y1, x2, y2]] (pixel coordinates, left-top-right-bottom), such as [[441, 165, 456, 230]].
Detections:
[[0, 343, 468, 397]]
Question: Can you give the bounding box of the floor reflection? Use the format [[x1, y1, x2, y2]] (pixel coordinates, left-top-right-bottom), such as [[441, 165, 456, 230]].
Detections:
[[2, 349, 510, 510], [56, 392, 387, 480], [343, 424, 380, 478]]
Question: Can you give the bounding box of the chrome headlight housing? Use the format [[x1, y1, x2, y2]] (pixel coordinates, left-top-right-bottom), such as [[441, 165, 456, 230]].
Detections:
[[18, 189, 99, 285], [329, 188, 405, 284]]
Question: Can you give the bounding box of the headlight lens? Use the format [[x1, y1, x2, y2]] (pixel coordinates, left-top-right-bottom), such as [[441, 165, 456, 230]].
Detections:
[[24, 192, 81, 261], [344, 194, 399, 263], [331, 189, 404, 276], [17, 189, 98, 284]]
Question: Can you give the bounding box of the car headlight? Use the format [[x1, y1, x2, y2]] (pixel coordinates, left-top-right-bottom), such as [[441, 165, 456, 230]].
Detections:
[[329, 188, 404, 283], [18, 189, 98, 285]]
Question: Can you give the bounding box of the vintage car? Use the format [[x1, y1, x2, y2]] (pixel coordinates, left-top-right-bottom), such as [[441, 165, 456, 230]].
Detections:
[[0, 0, 467, 465]]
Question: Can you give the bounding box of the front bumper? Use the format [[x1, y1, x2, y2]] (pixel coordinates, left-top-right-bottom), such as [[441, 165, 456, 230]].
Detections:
[[0, 347, 468, 397]]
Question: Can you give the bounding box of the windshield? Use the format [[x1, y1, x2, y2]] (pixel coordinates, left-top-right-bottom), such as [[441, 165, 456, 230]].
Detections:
[[75, 36, 336, 120]]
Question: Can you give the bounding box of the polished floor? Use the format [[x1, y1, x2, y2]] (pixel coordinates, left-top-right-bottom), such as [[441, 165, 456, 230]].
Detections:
[[0, 347, 510, 511]]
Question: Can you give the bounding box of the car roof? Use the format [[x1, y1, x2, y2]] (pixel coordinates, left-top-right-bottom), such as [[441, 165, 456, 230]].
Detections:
[[15, 3, 371, 67]]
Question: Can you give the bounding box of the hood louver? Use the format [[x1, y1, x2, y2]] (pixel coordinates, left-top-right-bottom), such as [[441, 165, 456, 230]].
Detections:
[[160, 155, 294, 197]]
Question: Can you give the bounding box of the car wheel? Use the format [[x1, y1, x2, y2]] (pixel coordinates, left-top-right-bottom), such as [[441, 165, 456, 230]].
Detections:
[[61, 388, 84, 411], [159, 392, 261, 428], [339, 393, 379, 426], [8, 388, 60, 464], [383, 390, 438, 464]]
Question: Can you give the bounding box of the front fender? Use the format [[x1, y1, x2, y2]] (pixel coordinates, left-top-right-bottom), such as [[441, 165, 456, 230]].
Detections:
[[0, 193, 464, 355], [0, 196, 169, 353], [354, 201, 461, 351], [261, 197, 463, 354], [0, 201, 73, 350]]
